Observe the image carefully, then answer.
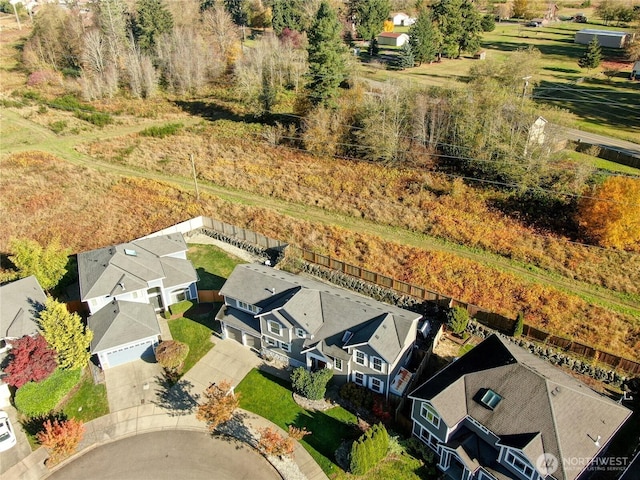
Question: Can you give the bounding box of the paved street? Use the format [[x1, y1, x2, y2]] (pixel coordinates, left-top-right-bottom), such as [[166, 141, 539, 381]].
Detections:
[[561, 126, 640, 159], [46, 430, 280, 480]]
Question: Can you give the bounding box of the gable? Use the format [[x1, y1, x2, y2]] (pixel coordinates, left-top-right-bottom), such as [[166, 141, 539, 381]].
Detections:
[[89, 300, 160, 352], [0, 276, 47, 339]]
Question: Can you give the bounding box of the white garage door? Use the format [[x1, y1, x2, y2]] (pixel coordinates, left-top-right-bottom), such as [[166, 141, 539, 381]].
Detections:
[[105, 339, 156, 368]]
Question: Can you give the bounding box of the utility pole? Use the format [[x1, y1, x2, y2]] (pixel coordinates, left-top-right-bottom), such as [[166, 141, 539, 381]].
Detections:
[[521, 75, 532, 105], [189, 154, 200, 201], [10, 0, 22, 30]]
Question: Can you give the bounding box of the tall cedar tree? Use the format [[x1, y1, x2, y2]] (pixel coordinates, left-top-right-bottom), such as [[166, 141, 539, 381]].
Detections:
[[306, 1, 347, 107], [38, 297, 93, 371], [4, 335, 57, 388], [196, 380, 240, 432], [578, 37, 602, 71], [432, 0, 482, 58], [271, 0, 302, 35], [409, 10, 441, 65], [576, 176, 640, 250], [8, 237, 70, 292], [132, 0, 173, 52], [352, 0, 391, 54], [37, 418, 84, 466]]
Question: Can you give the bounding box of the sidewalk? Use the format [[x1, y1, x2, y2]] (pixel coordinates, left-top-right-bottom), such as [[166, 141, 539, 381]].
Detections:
[[6, 339, 328, 480]]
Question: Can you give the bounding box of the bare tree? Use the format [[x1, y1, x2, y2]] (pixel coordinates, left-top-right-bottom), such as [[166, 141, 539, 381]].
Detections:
[[201, 5, 241, 68]]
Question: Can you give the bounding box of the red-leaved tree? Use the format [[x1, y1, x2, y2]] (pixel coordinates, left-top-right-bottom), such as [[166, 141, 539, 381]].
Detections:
[[5, 335, 57, 388], [36, 418, 84, 466]]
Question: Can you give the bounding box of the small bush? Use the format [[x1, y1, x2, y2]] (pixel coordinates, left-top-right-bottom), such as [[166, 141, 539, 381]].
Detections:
[[49, 121, 68, 134], [339, 382, 374, 410], [15, 368, 82, 417], [49, 95, 93, 112], [169, 300, 193, 316], [37, 418, 84, 467], [140, 123, 183, 138], [75, 111, 112, 127], [513, 312, 524, 337], [27, 70, 60, 87], [155, 340, 189, 372], [349, 423, 389, 475], [290, 367, 333, 401], [447, 306, 470, 335], [20, 90, 44, 101]]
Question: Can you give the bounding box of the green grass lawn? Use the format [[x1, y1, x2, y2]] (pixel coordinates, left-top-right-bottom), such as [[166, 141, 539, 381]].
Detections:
[[187, 243, 247, 290], [60, 370, 109, 422], [561, 150, 640, 175], [236, 369, 359, 476], [168, 311, 218, 373]]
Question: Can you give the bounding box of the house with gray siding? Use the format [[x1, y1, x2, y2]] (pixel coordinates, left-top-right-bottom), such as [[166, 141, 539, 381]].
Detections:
[[0, 276, 47, 352], [408, 334, 631, 480], [216, 264, 421, 398]]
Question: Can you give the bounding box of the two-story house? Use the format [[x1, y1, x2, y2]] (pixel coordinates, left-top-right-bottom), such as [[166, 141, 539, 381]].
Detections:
[[409, 334, 632, 480], [78, 233, 198, 369], [216, 263, 422, 398]]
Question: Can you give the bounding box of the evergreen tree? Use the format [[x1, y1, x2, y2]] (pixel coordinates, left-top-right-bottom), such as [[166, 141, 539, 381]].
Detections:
[[578, 37, 602, 72], [306, 1, 347, 107], [409, 10, 441, 65], [8, 237, 70, 292], [432, 0, 482, 58], [132, 0, 173, 52], [513, 312, 524, 337], [459, 0, 482, 56], [271, 0, 302, 35], [396, 41, 414, 69], [224, 0, 248, 26], [351, 0, 391, 53]]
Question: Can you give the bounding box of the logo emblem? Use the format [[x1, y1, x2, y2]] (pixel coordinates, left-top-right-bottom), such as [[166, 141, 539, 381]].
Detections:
[[537, 453, 559, 475]]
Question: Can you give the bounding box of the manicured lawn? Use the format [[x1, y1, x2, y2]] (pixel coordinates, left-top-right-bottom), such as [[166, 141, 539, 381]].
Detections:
[[168, 311, 217, 373], [187, 243, 247, 290], [61, 370, 109, 422], [236, 369, 359, 476]]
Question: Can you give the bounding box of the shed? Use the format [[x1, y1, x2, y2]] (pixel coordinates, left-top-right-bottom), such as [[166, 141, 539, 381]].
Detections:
[[377, 32, 410, 47], [631, 61, 640, 80], [575, 29, 629, 49], [390, 12, 415, 26]]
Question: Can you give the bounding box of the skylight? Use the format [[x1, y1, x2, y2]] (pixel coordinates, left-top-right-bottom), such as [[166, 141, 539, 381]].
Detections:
[[480, 389, 503, 410], [342, 330, 353, 343], [124, 249, 137, 256]]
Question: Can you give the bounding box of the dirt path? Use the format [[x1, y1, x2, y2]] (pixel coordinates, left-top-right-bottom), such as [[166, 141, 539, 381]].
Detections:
[[1, 107, 638, 317]]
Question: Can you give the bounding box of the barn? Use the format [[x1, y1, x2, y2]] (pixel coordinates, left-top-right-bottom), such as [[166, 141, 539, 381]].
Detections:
[[575, 29, 630, 49], [377, 32, 410, 47]]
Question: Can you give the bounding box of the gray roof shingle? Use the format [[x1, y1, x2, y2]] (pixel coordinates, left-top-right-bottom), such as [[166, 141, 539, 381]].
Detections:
[[88, 300, 160, 352], [0, 276, 47, 339]]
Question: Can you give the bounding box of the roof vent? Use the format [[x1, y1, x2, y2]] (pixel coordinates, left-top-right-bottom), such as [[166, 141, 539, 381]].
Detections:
[[271, 288, 276, 295], [479, 389, 502, 410], [124, 249, 137, 256], [551, 386, 561, 396]]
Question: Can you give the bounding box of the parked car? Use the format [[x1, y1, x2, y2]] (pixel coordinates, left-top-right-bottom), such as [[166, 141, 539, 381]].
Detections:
[[0, 411, 17, 452], [527, 21, 542, 27]]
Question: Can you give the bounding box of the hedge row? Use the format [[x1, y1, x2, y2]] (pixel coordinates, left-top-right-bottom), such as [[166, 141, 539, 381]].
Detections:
[[349, 424, 389, 475], [14, 368, 82, 417]]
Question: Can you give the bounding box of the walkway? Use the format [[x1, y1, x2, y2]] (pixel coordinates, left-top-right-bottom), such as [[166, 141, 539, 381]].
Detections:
[[6, 339, 327, 480]]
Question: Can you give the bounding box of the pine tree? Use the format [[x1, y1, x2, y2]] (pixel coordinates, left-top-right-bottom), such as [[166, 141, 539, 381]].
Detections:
[[409, 10, 441, 65], [38, 297, 93, 371], [306, 1, 347, 107], [352, 0, 391, 49], [513, 312, 524, 337], [132, 0, 173, 52], [578, 37, 602, 72], [396, 41, 414, 69]]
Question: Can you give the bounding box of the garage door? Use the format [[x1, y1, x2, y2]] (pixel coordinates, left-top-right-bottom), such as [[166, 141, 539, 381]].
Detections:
[[246, 334, 261, 350], [105, 340, 155, 368], [226, 326, 243, 343]]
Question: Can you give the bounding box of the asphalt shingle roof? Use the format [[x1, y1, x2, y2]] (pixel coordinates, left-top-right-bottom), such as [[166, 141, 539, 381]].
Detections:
[[0, 276, 46, 339], [410, 334, 632, 480], [88, 300, 160, 352]]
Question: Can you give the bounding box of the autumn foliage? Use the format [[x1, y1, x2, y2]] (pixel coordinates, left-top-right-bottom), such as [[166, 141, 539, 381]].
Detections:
[[196, 380, 240, 432], [4, 335, 57, 388], [577, 177, 640, 251], [257, 425, 310, 458], [36, 418, 84, 467], [155, 340, 189, 373]]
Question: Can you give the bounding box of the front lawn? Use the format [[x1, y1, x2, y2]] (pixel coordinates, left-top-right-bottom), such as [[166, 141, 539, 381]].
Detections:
[[187, 243, 247, 290], [168, 311, 217, 373], [236, 369, 359, 476], [60, 370, 109, 422]]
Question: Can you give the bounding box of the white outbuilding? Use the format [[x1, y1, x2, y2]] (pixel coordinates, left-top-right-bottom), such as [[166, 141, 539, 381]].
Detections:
[[574, 29, 630, 49]]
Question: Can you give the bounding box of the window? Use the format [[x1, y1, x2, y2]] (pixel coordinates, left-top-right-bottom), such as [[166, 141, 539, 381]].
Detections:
[[420, 403, 441, 428], [355, 350, 366, 366], [371, 357, 383, 372], [354, 372, 365, 386], [267, 320, 282, 336], [505, 452, 534, 477], [280, 342, 291, 352], [265, 337, 277, 347], [416, 425, 439, 451], [370, 378, 384, 393], [334, 358, 343, 371], [238, 300, 259, 314], [296, 328, 305, 338]]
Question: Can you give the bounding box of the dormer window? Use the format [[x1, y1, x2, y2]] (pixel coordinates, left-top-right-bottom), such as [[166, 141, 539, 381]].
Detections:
[[267, 320, 282, 336], [355, 350, 367, 366], [296, 328, 305, 338]]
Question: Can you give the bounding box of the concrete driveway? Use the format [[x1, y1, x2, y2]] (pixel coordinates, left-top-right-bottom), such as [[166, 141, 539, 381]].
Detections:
[[0, 405, 32, 475], [104, 360, 164, 412]]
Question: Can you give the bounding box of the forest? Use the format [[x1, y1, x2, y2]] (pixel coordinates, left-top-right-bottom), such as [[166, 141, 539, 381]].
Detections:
[[1, 0, 639, 360]]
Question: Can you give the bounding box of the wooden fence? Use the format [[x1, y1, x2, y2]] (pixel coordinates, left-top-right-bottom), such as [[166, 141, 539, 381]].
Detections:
[[197, 290, 224, 303], [291, 247, 640, 376]]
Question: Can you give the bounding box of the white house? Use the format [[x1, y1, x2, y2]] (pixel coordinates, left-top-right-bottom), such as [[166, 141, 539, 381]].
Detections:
[[390, 12, 415, 26], [377, 32, 410, 47]]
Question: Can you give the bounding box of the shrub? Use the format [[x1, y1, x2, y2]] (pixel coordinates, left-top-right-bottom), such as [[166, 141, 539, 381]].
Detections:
[[15, 368, 82, 416], [49, 121, 68, 134], [37, 418, 84, 467], [447, 306, 470, 335], [290, 367, 333, 401], [27, 70, 60, 87], [481, 14, 496, 32], [75, 111, 113, 127], [257, 427, 294, 458], [4, 335, 57, 388], [155, 340, 189, 372], [349, 423, 389, 475], [140, 123, 183, 138], [339, 382, 374, 410], [49, 95, 92, 112], [513, 312, 524, 337], [196, 380, 240, 432], [168, 300, 193, 316]]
